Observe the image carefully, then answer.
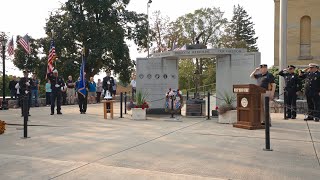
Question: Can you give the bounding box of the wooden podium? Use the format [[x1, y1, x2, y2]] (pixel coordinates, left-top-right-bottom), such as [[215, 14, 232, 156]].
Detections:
[[233, 84, 266, 130]]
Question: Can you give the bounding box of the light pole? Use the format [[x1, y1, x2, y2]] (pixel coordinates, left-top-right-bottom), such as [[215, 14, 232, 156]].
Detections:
[[0, 33, 8, 110], [147, 0, 152, 58]]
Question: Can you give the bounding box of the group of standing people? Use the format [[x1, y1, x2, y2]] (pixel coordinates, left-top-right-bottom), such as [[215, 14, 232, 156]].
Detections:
[[12, 68, 118, 116], [250, 63, 320, 124]]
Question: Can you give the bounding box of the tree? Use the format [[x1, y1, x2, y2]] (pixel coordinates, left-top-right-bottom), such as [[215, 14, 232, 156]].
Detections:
[[220, 5, 258, 52], [0, 75, 11, 97], [149, 11, 171, 53], [178, 59, 196, 90], [42, 0, 148, 83]]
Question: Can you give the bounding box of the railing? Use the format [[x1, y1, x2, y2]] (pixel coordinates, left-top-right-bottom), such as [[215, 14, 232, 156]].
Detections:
[[182, 83, 216, 99]]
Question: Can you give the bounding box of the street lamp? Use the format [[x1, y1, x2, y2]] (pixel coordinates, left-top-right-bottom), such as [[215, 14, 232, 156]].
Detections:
[[0, 33, 8, 110], [147, 0, 152, 58]]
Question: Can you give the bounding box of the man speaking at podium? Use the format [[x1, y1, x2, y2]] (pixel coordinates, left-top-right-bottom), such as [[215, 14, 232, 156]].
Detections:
[[250, 64, 276, 126]]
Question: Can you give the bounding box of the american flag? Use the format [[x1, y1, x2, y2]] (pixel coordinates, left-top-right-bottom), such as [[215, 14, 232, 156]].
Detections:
[[7, 37, 14, 56], [47, 40, 56, 73], [17, 35, 31, 54]]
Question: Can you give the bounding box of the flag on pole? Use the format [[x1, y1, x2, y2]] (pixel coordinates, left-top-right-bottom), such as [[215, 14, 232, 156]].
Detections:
[[47, 40, 56, 73], [7, 37, 14, 56], [17, 34, 31, 54], [78, 50, 87, 96]]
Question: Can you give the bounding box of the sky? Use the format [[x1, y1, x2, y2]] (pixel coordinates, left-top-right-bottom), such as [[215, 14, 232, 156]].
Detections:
[[0, 0, 274, 80]]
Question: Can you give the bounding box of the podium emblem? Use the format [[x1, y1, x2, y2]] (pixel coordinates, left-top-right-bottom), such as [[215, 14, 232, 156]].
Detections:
[[241, 97, 248, 108]]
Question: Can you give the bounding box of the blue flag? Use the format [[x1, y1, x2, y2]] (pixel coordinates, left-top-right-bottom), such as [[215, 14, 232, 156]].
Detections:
[[78, 54, 87, 96]]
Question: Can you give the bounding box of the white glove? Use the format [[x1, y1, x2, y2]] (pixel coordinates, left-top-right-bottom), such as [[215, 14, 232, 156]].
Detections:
[[25, 90, 29, 94], [26, 82, 30, 86], [55, 84, 60, 88]]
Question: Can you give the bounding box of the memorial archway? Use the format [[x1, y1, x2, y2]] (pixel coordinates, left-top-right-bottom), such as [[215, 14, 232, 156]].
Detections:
[[136, 48, 261, 114]]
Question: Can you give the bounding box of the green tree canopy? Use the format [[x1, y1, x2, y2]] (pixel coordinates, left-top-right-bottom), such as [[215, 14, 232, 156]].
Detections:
[[13, 0, 148, 83], [220, 4, 258, 52]]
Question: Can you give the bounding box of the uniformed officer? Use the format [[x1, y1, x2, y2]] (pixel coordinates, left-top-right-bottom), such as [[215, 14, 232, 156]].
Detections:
[[47, 69, 65, 115], [279, 65, 301, 119], [19, 70, 32, 117], [299, 63, 320, 122], [102, 69, 115, 97]]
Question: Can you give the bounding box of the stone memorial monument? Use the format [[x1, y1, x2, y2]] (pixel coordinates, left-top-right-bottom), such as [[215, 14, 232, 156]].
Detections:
[[136, 48, 260, 114]]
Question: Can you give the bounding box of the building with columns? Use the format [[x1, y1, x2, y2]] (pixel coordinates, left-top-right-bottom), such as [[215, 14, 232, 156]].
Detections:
[[274, 0, 320, 67]]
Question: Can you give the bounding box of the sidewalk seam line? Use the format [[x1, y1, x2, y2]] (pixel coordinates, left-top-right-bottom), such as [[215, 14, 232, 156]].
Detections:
[[48, 119, 207, 179], [305, 121, 320, 166]]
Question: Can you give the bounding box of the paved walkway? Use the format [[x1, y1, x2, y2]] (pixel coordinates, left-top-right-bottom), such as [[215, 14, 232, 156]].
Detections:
[[0, 103, 319, 180]]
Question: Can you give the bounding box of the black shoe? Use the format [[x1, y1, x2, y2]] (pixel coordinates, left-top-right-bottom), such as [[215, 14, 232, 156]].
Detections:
[[261, 122, 265, 125], [50, 113, 54, 115], [28, 114, 31, 116], [57, 112, 62, 115], [291, 117, 296, 119], [83, 112, 86, 114], [304, 117, 313, 121], [315, 119, 319, 122]]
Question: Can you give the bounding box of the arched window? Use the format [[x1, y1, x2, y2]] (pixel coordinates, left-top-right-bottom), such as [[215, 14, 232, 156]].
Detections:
[[300, 16, 312, 58]]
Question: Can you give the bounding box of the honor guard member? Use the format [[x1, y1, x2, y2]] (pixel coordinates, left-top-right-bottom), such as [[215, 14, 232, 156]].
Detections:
[[47, 69, 65, 115], [278, 65, 301, 119], [102, 69, 115, 96], [299, 63, 320, 122], [250, 64, 276, 125], [19, 70, 32, 117], [77, 73, 89, 114]]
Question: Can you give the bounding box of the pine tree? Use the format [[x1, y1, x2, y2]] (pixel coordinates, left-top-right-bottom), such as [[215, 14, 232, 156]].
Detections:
[[220, 5, 258, 52]]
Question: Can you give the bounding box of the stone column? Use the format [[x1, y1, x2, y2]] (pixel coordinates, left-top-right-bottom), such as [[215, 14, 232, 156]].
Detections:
[[279, 0, 287, 99]]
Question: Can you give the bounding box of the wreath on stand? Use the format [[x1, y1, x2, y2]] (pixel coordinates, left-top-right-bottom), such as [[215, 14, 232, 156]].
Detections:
[[165, 88, 184, 113]]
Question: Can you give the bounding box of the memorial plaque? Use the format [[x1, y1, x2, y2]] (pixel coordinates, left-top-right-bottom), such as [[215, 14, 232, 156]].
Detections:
[[136, 58, 179, 110]]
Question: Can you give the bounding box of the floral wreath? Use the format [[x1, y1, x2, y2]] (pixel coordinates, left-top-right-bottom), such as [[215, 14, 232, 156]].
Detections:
[[165, 88, 184, 112]]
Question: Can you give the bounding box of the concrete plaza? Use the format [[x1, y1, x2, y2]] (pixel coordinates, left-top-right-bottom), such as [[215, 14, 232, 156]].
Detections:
[[0, 103, 319, 180]]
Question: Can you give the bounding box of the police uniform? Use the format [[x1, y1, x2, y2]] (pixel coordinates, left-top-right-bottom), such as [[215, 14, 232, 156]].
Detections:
[[299, 63, 320, 122], [47, 70, 65, 115], [19, 72, 32, 116], [279, 65, 301, 119], [103, 74, 115, 96]]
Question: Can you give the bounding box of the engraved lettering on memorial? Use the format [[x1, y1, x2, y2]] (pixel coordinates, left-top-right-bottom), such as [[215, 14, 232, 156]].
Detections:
[[155, 74, 160, 79], [147, 74, 152, 79], [139, 74, 144, 79]]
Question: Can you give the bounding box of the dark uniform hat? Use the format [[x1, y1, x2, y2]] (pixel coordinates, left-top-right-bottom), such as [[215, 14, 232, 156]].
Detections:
[[259, 64, 268, 68], [287, 65, 296, 69]]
